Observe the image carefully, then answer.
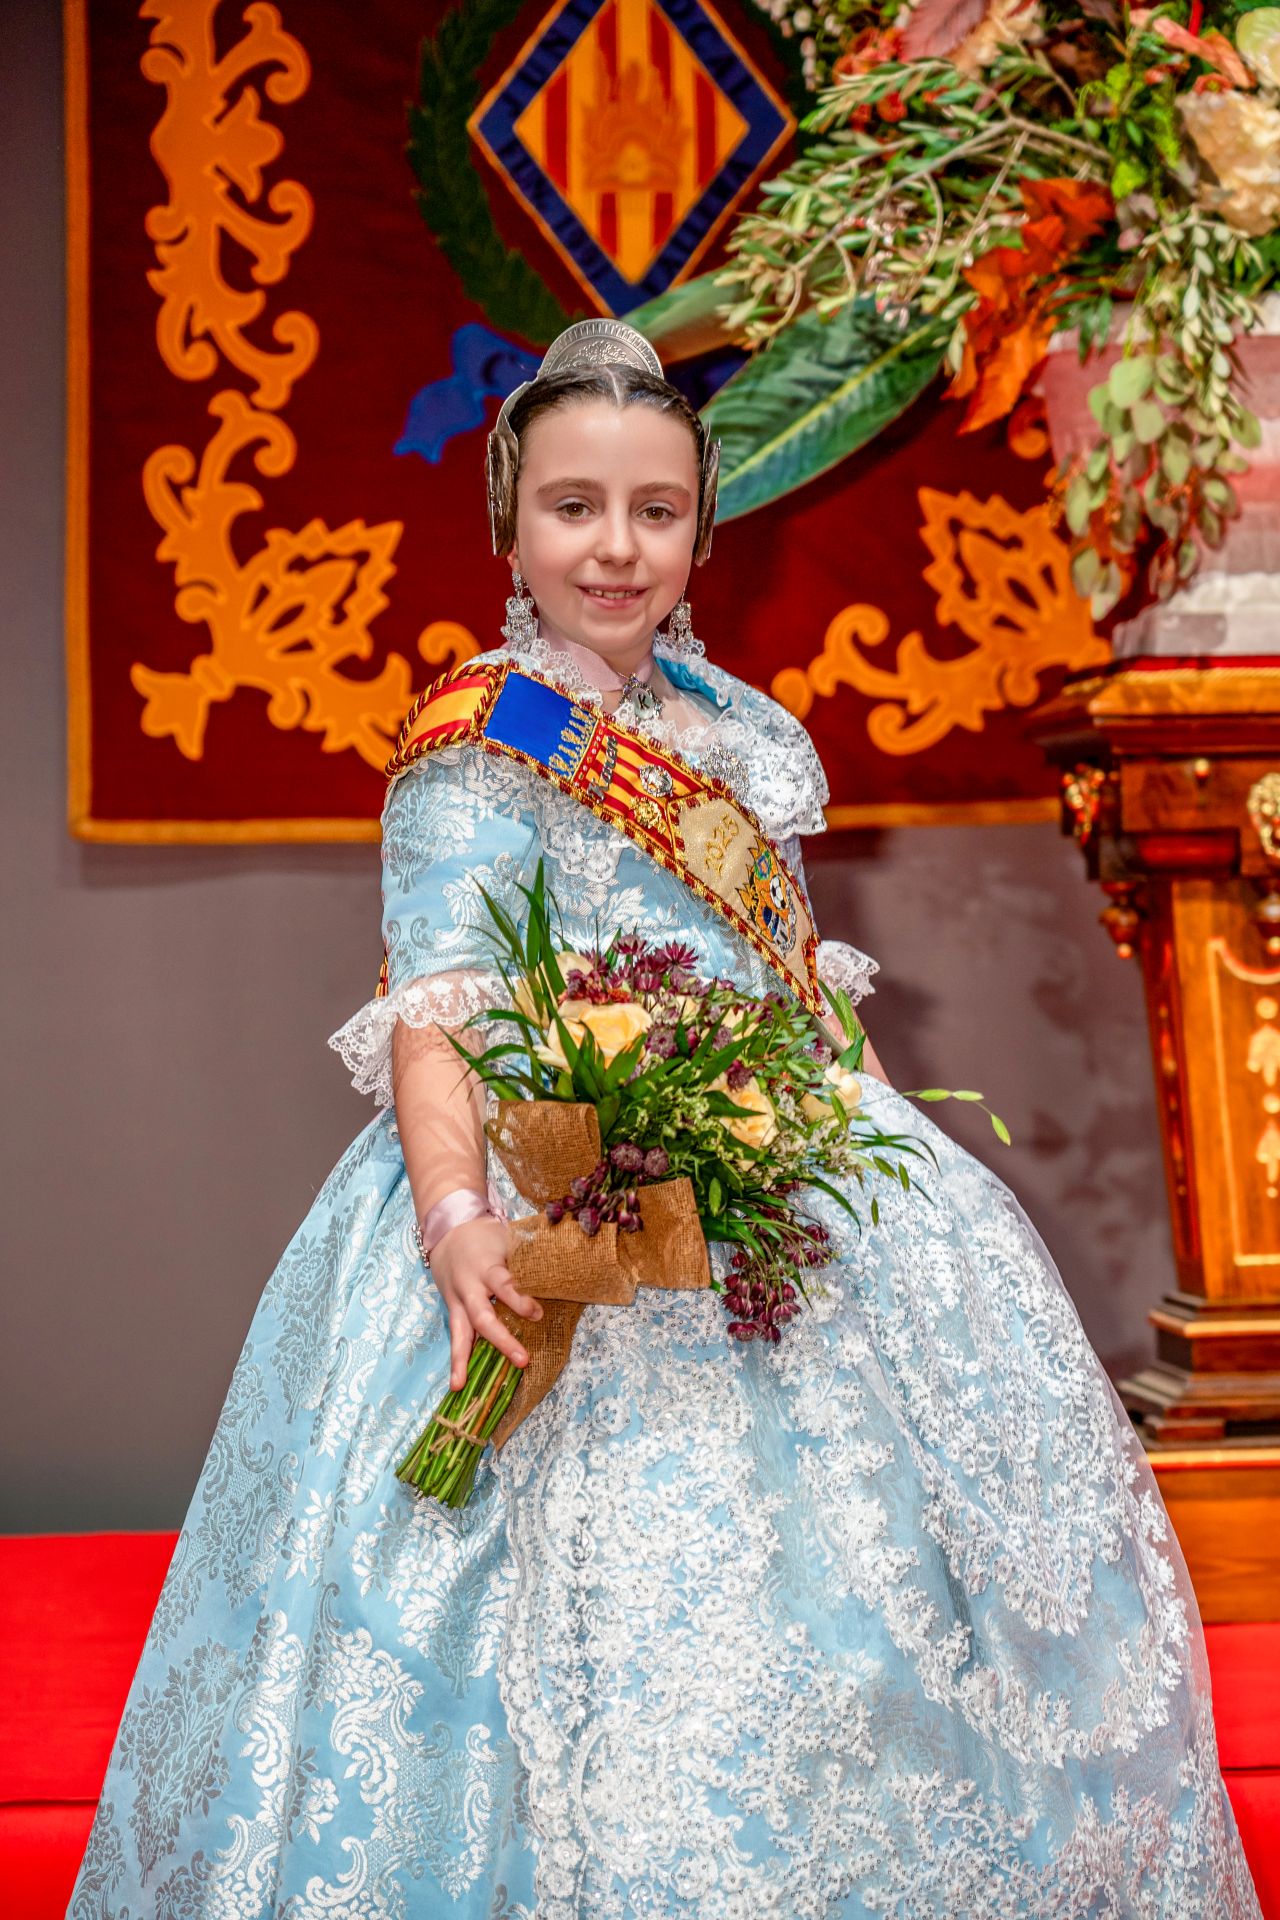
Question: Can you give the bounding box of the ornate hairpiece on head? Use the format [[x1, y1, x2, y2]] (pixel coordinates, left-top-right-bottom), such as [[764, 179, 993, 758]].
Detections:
[[486, 317, 720, 564]]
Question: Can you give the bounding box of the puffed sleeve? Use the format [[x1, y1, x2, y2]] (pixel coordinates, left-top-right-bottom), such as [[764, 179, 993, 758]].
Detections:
[[328, 747, 537, 1107]]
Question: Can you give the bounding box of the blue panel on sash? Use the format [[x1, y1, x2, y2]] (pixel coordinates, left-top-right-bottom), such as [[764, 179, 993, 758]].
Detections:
[[486, 671, 592, 769]]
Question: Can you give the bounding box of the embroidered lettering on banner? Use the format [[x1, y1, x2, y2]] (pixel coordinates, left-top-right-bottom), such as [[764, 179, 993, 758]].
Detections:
[[588, 735, 619, 800], [705, 811, 740, 881]]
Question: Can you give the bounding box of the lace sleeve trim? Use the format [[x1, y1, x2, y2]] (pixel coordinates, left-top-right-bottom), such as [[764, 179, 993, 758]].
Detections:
[[817, 938, 879, 1007], [328, 968, 505, 1109]]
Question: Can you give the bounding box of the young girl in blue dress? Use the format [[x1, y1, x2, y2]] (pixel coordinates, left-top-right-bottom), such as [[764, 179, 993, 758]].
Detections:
[[71, 319, 1260, 1919]]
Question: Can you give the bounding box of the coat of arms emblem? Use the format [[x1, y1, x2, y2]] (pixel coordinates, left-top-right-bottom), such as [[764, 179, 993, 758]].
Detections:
[[469, 0, 793, 314]]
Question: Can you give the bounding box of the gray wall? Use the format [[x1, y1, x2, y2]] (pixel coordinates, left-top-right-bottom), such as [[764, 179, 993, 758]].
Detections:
[[1, 0, 1166, 1533]]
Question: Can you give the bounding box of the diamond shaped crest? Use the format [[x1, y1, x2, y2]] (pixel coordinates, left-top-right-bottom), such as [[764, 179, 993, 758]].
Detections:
[[469, 0, 793, 315]]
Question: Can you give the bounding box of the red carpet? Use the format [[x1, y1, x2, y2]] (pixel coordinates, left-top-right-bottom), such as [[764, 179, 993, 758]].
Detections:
[[3, 1533, 1277, 1916]]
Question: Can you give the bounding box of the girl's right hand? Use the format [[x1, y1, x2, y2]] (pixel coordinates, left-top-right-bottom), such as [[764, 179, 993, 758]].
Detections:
[[428, 1215, 543, 1390]]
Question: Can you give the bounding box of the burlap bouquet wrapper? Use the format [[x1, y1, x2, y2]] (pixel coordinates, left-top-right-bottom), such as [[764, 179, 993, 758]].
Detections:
[[485, 1101, 710, 1447]]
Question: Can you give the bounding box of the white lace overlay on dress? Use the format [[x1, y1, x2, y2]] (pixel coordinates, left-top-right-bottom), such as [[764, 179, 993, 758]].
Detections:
[[329, 969, 503, 1112]]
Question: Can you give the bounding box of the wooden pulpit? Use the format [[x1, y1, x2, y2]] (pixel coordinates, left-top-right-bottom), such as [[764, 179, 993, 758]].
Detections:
[[1033, 660, 1280, 1619]]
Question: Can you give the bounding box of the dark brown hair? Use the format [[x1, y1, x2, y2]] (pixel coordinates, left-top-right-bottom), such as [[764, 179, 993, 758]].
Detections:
[[487, 364, 718, 562]]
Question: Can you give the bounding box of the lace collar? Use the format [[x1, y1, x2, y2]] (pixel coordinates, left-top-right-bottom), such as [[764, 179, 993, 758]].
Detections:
[[537, 629, 655, 697], [485, 631, 830, 840]]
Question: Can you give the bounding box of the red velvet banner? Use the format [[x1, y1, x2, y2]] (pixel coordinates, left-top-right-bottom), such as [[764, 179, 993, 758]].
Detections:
[[65, 0, 1107, 841]]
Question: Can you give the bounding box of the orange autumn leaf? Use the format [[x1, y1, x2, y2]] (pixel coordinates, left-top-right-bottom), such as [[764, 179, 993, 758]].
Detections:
[[952, 177, 1112, 431], [956, 309, 1059, 430], [1018, 177, 1114, 264]]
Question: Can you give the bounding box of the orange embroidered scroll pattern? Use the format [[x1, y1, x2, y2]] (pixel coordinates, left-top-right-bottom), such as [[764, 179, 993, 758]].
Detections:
[[140, 0, 318, 408], [771, 488, 1108, 756], [134, 392, 415, 763], [132, 0, 473, 769]]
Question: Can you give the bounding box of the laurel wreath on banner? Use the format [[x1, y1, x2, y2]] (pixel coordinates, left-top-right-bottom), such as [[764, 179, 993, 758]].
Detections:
[[409, 0, 580, 346], [407, 0, 811, 345]]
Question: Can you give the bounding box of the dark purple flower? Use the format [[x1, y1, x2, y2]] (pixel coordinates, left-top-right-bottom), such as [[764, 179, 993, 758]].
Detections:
[[578, 1205, 602, 1236], [609, 1143, 645, 1173], [545, 1200, 565, 1224], [655, 940, 698, 970], [643, 1147, 669, 1179], [646, 1026, 677, 1059], [726, 1060, 751, 1091]]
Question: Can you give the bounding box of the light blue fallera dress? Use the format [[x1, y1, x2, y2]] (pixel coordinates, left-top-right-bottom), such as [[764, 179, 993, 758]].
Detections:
[[72, 634, 1260, 1919]]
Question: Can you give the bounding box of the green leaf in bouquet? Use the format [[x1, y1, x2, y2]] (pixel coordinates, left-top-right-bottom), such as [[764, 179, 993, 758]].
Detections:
[[991, 1113, 1012, 1145], [596, 1092, 620, 1140], [602, 1033, 648, 1091], [704, 302, 949, 523], [821, 981, 860, 1040], [525, 906, 545, 974], [708, 1175, 724, 1215], [475, 882, 525, 963], [804, 1173, 857, 1218], [705, 1088, 752, 1117], [557, 1018, 606, 1103], [702, 1036, 747, 1080]]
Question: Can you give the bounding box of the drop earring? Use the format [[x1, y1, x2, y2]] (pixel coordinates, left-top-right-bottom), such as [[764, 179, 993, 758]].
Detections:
[[502, 570, 539, 653], [659, 595, 705, 660]]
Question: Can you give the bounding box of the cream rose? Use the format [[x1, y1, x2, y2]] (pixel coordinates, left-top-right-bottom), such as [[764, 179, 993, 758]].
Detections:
[[802, 1063, 863, 1125], [825, 1062, 863, 1109], [535, 999, 652, 1072], [712, 1072, 778, 1150]]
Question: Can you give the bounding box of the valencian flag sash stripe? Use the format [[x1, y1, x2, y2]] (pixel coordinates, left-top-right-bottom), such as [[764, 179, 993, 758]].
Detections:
[[378, 658, 823, 1013]]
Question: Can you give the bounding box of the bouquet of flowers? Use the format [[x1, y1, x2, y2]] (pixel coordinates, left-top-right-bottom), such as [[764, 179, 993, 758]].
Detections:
[[398, 868, 1005, 1506]]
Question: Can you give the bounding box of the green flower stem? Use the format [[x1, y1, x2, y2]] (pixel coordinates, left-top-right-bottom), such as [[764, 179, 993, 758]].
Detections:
[[397, 1338, 522, 1510]]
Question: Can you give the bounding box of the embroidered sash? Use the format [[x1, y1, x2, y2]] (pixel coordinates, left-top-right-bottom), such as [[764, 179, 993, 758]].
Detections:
[[379, 657, 822, 1013]]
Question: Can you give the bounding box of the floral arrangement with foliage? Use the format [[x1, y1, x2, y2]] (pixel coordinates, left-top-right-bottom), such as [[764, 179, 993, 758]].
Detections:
[[398, 869, 1004, 1506], [631, 2, 1279, 615]]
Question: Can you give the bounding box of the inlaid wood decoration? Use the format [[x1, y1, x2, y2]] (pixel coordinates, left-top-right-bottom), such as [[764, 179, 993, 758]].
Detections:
[[65, 0, 1106, 842]]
